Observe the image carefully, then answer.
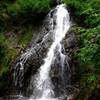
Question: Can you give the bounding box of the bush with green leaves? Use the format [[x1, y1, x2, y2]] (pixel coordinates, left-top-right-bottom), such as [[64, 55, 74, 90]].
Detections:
[[76, 26, 100, 67], [64, 0, 100, 69], [64, 0, 100, 73], [7, 0, 52, 16], [64, 0, 100, 27], [0, 0, 52, 14], [0, 0, 53, 28], [64, 0, 100, 99]]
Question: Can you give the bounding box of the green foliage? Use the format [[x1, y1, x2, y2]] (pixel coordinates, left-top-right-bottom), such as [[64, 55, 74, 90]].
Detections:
[[64, 0, 100, 72], [19, 0, 51, 12], [64, 0, 100, 27], [75, 26, 100, 67], [64, 0, 100, 99], [7, 0, 52, 16], [0, 0, 53, 29]]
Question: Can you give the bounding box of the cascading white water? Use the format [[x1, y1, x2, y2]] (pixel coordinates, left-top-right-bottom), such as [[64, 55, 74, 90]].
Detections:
[[30, 4, 71, 100]]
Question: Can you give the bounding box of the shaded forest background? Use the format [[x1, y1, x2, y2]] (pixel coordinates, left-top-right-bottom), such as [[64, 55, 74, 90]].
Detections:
[[0, 0, 100, 99]]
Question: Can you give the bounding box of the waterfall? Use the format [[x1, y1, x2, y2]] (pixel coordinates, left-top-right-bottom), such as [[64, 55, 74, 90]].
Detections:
[[29, 4, 71, 100], [11, 3, 74, 100]]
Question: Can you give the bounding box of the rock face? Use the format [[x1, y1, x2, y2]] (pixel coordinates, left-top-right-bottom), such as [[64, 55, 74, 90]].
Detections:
[[10, 5, 78, 98]]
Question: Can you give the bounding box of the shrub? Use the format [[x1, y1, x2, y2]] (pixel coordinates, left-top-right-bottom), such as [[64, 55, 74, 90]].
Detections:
[[64, 0, 100, 27], [7, 0, 52, 15], [0, 0, 53, 28], [64, 0, 100, 99]]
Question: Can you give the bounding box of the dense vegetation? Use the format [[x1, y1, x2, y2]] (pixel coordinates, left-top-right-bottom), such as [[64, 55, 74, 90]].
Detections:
[[0, 0, 100, 99], [64, 0, 100, 99]]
